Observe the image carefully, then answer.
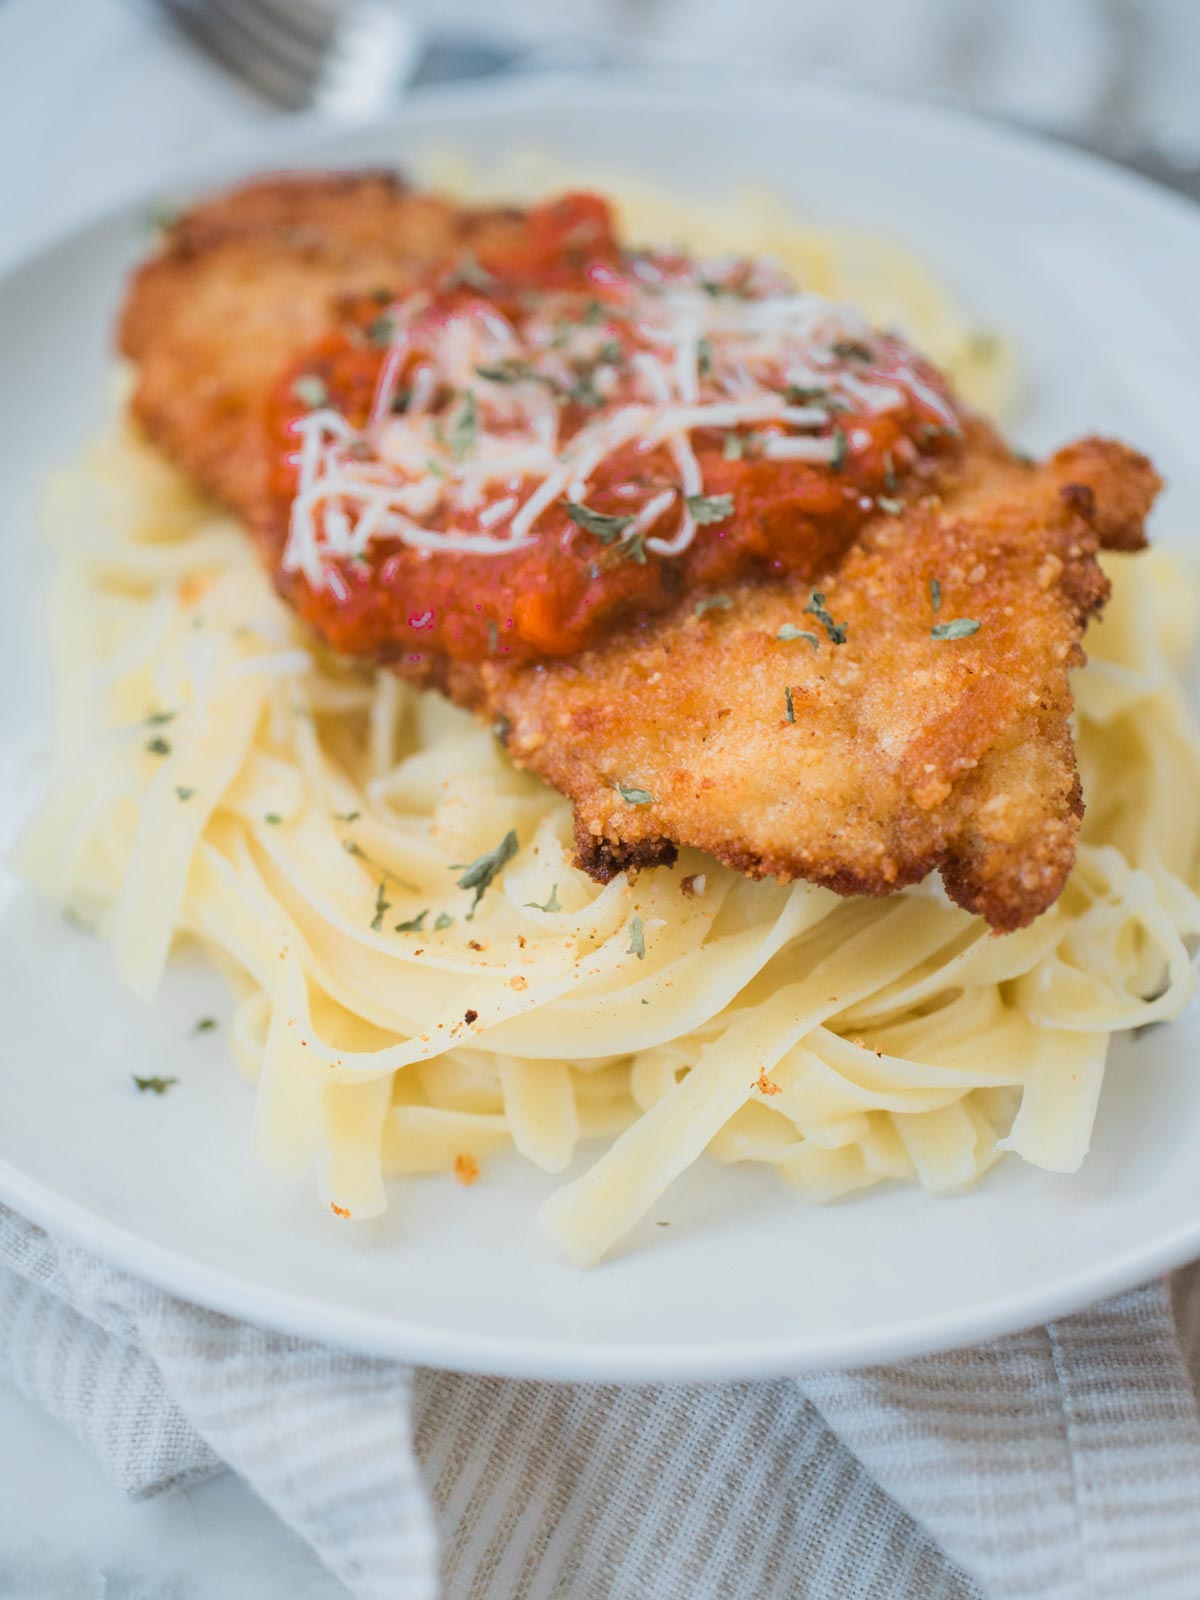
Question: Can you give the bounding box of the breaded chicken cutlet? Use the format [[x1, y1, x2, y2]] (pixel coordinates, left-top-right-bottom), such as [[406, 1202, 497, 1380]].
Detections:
[[118, 171, 1160, 932]]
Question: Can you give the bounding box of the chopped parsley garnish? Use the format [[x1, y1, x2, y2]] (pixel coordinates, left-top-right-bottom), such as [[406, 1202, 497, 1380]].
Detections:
[[785, 383, 827, 404], [144, 736, 171, 757], [292, 374, 328, 409], [474, 359, 552, 387], [723, 432, 746, 461], [616, 783, 653, 806], [829, 426, 849, 472], [599, 338, 624, 365], [563, 501, 633, 541], [395, 909, 429, 933], [175, 786, 195, 802], [877, 497, 905, 515], [133, 1075, 177, 1095], [803, 592, 848, 645], [931, 618, 982, 641], [687, 493, 734, 526], [883, 450, 898, 494], [699, 278, 750, 300], [831, 339, 874, 362], [434, 912, 455, 931], [697, 337, 713, 377], [562, 500, 647, 564], [371, 880, 391, 932], [930, 578, 943, 614], [566, 364, 604, 409], [784, 686, 796, 723], [144, 709, 177, 727], [695, 594, 733, 619], [263, 813, 282, 826], [627, 916, 646, 960], [487, 619, 499, 657], [343, 839, 365, 858], [366, 315, 395, 348], [493, 714, 512, 744], [445, 251, 496, 291], [777, 624, 820, 648], [334, 810, 361, 823], [193, 1017, 217, 1034], [525, 884, 562, 913], [581, 298, 607, 325], [450, 391, 477, 462], [453, 830, 519, 920]]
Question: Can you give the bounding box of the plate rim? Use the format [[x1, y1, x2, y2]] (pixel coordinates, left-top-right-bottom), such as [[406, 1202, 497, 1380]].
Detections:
[[4, 69, 1200, 1380], [5, 1148, 1200, 1380]]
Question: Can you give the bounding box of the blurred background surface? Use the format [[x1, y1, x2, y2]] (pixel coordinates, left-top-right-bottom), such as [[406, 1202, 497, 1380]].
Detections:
[[1, 0, 1199, 267]]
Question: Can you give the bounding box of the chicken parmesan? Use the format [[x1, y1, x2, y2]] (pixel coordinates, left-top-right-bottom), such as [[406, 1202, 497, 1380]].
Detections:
[[119, 172, 1159, 931]]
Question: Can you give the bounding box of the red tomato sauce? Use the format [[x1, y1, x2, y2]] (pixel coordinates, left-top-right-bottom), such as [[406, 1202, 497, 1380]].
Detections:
[[265, 193, 964, 667]]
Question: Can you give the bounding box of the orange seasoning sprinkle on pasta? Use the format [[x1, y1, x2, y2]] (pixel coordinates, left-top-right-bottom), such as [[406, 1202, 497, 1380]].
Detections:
[[330, 1202, 351, 1218], [454, 1152, 480, 1186], [754, 1071, 782, 1096]]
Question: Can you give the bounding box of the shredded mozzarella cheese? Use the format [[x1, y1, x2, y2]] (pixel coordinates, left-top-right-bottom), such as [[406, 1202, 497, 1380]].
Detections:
[[283, 254, 948, 587]]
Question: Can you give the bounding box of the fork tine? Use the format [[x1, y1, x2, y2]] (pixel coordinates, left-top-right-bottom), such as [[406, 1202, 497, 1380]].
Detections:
[[151, 0, 318, 109], [240, 0, 343, 51], [201, 0, 327, 75]]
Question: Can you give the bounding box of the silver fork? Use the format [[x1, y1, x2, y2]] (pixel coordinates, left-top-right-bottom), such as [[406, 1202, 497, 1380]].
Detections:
[[145, 0, 422, 116]]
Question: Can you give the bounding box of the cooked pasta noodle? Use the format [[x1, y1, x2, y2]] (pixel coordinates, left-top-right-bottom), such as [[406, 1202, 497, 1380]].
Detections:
[[14, 178, 1200, 1265]]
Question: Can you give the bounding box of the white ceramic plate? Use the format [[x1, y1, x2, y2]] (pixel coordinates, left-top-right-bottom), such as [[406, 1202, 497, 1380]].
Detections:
[[2, 75, 1200, 1381]]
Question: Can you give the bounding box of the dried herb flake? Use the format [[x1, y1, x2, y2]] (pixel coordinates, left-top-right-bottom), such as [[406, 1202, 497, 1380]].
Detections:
[[777, 624, 820, 648], [292, 374, 328, 409], [133, 1075, 177, 1095], [450, 391, 477, 462], [453, 830, 519, 920], [686, 493, 734, 526], [803, 592, 848, 645], [525, 885, 562, 913], [931, 618, 982, 641]]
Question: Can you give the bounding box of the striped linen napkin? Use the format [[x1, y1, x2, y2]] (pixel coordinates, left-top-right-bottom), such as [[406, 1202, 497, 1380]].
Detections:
[[2, 1203, 1200, 1599]]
